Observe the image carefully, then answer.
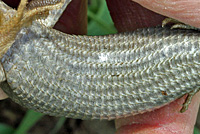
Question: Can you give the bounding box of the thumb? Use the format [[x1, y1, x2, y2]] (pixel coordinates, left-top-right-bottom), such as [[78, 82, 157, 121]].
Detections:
[[115, 93, 200, 134], [132, 0, 200, 28]]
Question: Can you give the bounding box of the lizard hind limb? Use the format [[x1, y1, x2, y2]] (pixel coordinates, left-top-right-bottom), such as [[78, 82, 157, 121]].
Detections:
[[0, 0, 65, 58], [0, 0, 27, 58]]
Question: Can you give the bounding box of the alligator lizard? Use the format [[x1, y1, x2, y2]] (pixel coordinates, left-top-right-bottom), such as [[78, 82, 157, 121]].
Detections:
[[0, 0, 200, 120]]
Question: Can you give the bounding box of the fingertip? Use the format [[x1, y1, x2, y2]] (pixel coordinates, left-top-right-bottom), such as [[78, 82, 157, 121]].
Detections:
[[132, 0, 200, 28], [106, 0, 165, 32], [54, 0, 87, 35], [115, 92, 200, 134]]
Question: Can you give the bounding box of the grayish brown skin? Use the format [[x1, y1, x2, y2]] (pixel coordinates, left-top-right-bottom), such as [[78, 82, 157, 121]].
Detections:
[[0, 0, 200, 120]]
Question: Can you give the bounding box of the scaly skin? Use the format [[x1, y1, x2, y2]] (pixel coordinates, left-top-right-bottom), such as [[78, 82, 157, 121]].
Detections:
[[0, 0, 200, 120]]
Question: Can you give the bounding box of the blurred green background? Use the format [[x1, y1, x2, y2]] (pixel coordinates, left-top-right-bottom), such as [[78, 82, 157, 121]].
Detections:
[[0, 0, 200, 134]]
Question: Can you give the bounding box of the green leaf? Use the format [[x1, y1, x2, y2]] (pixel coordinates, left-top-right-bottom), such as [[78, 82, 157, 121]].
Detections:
[[14, 110, 43, 134], [194, 127, 200, 134], [88, 0, 117, 35], [0, 123, 15, 134]]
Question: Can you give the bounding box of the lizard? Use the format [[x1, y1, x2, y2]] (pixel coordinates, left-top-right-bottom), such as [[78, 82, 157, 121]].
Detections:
[[0, 0, 200, 120]]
